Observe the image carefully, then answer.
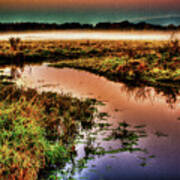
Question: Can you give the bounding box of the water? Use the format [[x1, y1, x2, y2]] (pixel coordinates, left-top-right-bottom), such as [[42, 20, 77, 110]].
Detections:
[[0, 30, 180, 41], [10, 64, 180, 179]]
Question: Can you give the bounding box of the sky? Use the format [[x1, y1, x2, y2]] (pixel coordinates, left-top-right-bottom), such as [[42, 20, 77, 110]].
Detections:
[[0, 0, 179, 10], [0, 0, 180, 25]]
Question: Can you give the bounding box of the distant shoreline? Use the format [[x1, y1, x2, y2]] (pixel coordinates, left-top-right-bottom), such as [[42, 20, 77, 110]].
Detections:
[[1, 29, 180, 34], [0, 21, 180, 32]]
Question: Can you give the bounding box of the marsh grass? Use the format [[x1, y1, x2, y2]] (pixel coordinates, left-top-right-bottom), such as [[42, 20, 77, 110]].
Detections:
[[0, 84, 99, 179], [0, 40, 179, 87], [0, 40, 109, 66], [0, 39, 179, 179], [51, 40, 180, 91]]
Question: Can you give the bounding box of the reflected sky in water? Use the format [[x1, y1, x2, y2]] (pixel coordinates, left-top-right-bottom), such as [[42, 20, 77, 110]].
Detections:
[[5, 64, 180, 179]]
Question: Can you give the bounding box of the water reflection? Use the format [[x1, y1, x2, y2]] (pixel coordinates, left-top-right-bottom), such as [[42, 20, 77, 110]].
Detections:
[[120, 84, 180, 108], [2, 64, 180, 179], [50, 114, 155, 180], [7, 64, 180, 107]]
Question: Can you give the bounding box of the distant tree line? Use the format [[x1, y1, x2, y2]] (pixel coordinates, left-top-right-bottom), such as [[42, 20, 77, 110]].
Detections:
[[0, 21, 179, 31]]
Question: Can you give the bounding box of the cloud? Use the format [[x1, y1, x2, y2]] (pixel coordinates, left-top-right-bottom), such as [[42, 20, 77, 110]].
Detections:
[[131, 14, 180, 23]]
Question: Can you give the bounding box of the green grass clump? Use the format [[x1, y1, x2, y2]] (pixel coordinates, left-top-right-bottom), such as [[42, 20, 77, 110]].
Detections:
[[0, 98, 48, 179], [0, 85, 98, 179], [0, 94, 69, 179]]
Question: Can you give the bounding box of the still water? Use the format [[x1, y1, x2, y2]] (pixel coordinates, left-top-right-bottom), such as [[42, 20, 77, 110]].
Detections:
[[0, 30, 180, 41], [7, 64, 180, 179]]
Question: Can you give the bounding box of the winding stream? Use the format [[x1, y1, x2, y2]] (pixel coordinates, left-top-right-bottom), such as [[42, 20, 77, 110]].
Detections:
[[5, 64, 180, 179]]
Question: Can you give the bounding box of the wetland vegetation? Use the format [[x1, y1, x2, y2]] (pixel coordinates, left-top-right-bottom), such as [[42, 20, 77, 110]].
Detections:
[[0, 74, 157, 180], [1, 37, 180, 92], [0, 76, 102, 179], [51, 40, 180, 88], [0, 37, 180, 179]]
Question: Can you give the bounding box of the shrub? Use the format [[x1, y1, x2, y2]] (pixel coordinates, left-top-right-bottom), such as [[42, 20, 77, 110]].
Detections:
[[9, 37, 21, 51]]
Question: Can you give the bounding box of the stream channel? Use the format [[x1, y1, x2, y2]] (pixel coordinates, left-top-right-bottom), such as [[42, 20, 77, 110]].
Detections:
[[3, 64, 180, 180]]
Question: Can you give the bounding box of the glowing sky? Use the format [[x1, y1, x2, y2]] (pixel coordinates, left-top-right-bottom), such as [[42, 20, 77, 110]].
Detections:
[[0, 0, 179, 25], [0, 0, 179, 10]]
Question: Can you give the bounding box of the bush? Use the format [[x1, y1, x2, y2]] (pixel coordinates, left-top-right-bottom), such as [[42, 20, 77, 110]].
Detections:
[[9, 37, 21, 51]]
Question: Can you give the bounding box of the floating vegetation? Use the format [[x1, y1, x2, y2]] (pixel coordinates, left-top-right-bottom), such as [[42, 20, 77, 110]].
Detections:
[[51, 113, 168, 179], [101, 121, 148, 153], [155, 131, 168, 138]]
